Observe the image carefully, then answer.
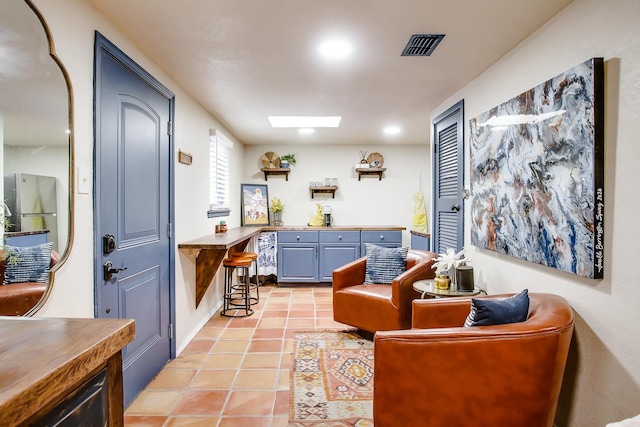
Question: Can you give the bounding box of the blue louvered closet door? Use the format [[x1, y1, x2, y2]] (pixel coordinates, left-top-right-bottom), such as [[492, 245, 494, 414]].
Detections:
[[432, 100, 464, 254]]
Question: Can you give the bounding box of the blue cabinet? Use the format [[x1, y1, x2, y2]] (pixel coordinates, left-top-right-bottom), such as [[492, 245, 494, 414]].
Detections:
[[410, 232, 431, 251], [319, 231, 360, 282], [277, 231, 318, 283], [277, 229, 403, 285], [4, 231, 49, 247]]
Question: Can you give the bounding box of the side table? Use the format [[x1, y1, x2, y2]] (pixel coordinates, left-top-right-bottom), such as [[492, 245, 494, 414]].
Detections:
[[413, 279, 484, 299]]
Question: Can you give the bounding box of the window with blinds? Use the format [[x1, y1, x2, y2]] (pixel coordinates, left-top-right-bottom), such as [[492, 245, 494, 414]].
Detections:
[[208, 129, 233, 217]]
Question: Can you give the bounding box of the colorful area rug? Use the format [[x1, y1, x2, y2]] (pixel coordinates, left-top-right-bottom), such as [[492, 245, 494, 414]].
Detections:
[[289, 330, 374, 427]]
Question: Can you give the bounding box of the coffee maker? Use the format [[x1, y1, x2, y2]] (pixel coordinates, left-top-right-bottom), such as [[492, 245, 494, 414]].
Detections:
[[322, 205, 333, 227]]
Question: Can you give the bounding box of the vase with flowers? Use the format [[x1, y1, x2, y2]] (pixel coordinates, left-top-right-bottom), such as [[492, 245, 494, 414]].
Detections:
[[271, 197, 284, 226], [432, 247, 470, 290]]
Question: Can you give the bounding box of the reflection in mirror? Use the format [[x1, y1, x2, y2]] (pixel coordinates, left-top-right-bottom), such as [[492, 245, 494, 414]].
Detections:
[[0, 1, 72, 315]]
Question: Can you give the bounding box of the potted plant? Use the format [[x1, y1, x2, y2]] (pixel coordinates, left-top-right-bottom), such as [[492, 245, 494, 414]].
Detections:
[[270, 197, 284, 226], [280, 154, 296, 169]]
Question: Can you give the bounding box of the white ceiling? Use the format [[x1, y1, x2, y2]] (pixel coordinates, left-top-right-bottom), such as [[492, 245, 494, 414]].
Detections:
[[87, 0, 573, 146]]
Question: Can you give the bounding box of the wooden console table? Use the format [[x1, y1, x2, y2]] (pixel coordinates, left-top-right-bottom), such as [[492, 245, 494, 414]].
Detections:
[[178, 227, 265, 308], [0, 317, 134, 426]]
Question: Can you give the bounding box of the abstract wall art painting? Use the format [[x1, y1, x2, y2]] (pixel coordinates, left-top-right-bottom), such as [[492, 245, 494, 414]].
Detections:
[[469, 58, 604, 279]]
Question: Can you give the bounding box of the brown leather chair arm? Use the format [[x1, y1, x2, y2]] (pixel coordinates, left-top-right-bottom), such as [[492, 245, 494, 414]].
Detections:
[[390, 255, 436, 310], [51, 250, 61, 267], [332, 256, 366, 292], [411, 296, 474, 329]]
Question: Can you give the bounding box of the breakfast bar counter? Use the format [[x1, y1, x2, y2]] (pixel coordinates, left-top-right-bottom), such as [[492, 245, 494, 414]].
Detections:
[[179, 227, 264, 308]]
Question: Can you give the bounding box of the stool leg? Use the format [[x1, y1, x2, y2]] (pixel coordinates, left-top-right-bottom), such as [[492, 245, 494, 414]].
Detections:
[[243, 265, 252, 315], [253, 259, 260, 304], [221, 265, 233, 316]]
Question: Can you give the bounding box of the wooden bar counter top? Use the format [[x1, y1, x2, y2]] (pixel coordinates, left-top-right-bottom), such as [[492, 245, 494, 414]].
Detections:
[[0, 316, 135, 426]]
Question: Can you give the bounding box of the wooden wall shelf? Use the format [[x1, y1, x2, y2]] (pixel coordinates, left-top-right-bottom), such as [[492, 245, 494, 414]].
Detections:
[[356, 167, 386, 180], [261, 167, 290, 181], [309, 186, 338, 198]]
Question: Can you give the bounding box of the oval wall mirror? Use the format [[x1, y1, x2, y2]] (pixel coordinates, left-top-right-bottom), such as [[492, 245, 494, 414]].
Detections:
[[0, 0, 73, 315]]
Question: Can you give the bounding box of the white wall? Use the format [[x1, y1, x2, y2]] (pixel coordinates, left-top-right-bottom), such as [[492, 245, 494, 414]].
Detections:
[[30, 0, 244, 355], [243, 144, 430, 245], [430, 0, 640, 425]]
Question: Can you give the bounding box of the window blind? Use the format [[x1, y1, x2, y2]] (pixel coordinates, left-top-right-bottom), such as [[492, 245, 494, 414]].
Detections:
[[209, 129, 233, 212]]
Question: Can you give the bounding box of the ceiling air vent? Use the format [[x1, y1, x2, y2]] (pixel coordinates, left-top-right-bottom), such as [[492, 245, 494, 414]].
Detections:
[[401, 34, 445, 56]]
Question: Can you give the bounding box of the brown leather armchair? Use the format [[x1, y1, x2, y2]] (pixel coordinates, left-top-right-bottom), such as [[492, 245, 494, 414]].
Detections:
[[0, 250, 60, 316], [373, 293, 574, 427], [332, 249, 437, 333]]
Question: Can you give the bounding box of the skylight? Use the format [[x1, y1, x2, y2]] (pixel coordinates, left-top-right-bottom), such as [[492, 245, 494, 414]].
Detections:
[[318, 39, 353, 60], [268, 116, 342, 128], [383, 126, 401, 135]]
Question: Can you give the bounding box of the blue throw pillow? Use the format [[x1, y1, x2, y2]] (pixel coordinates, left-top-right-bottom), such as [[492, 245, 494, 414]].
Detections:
[[3, 242, 53, 284], [364, 244, 409, 285], [464, 289, 529, 327]]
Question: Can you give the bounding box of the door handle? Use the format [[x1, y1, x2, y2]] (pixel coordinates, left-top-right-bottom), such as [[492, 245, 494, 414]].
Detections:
[[104, 261, 127, 281], [451, 204, 461, 212]]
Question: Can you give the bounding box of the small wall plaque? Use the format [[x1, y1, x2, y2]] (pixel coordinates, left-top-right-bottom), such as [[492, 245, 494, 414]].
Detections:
[[178, 150, 193, 165]]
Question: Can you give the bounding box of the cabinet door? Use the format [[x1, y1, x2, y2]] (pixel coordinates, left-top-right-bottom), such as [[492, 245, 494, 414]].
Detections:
[[319, 243, 360, 282], [277, 243, 318, 283], [410, 234, 431, 251]]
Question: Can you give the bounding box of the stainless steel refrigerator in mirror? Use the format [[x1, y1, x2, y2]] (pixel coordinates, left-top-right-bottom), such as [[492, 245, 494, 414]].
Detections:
[[4, 173, 59, 252]]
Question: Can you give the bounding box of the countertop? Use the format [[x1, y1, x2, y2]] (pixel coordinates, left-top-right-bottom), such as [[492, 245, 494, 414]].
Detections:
[[4, 229, 50, 237], [410, 230, 431, 238], [178, 225, 406, 249], [0, 316, 135, 426]]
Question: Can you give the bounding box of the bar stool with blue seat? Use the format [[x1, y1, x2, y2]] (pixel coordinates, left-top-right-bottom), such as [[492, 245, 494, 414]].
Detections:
[[221, 256, 254, 317], [231, 251, 260, 305]]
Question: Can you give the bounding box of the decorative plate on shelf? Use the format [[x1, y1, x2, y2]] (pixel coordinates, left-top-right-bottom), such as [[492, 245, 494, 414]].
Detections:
[[261, 151, 281, 169], [367, 152, 384, 168]]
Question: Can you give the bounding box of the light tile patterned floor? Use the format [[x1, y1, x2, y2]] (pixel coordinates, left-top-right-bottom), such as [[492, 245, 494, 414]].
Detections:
[[124, 286, 347, 427]]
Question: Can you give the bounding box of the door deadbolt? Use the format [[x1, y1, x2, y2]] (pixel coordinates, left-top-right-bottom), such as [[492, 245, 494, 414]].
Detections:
[[103, 261, 127, 281], [103, 234, 116, 255]]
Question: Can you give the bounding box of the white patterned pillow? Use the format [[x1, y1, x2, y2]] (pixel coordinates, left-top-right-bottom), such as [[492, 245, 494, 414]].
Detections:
[[364, 244, 409, 285], [3, 242, 53, 284]]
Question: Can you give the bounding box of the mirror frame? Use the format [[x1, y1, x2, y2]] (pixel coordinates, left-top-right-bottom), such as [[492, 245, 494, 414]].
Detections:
[[22, 0, 74, 316]]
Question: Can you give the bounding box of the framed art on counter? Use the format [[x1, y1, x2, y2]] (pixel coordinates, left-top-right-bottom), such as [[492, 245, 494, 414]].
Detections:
[[240, 183, 270, 226]]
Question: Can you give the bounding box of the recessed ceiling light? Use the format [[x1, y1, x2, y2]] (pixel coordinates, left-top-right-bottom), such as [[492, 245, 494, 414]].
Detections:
[[318, 39, 353, 60], [298, 128, 315, 134], [383, 126, 401, 135], [268, 116, 342, 128]]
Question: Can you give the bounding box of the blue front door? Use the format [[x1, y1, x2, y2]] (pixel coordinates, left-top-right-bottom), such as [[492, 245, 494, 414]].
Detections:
[[94, 33, 174, 407]]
